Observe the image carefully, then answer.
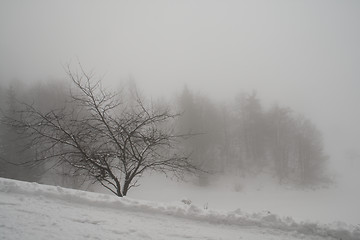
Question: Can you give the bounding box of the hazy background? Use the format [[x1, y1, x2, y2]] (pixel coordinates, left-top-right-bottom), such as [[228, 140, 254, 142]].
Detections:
[[1, 0, 359, 184]]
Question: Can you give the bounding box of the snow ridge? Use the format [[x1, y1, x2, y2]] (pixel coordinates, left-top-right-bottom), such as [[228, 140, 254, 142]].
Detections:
[[0, 178, 359, 240]]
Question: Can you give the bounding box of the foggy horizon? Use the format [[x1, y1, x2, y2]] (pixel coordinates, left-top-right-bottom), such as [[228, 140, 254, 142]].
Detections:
[[2, 0, 359, 172], [1, 1, 360, 236]]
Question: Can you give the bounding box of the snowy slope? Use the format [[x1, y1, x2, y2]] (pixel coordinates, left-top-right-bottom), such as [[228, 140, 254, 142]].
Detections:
[[0, 178, 359, 240], [128, 173, 360, 225]]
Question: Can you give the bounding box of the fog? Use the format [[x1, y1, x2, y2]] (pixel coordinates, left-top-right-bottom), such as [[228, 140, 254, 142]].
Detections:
[[1, 0, 360, 223]]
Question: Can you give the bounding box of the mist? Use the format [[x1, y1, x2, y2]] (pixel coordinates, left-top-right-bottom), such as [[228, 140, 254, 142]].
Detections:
[[1, 0, 360, 226]]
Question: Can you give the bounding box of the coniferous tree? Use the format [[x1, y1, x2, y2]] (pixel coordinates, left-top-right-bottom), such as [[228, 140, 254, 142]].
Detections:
[[0, 83, 43, 182]]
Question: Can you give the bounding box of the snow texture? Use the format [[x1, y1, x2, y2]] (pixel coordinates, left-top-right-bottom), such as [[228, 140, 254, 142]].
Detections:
[[0, 177, 359, 240]]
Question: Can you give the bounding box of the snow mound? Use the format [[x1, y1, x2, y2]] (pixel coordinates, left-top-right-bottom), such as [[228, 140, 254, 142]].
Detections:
[[1, 178, 359, 240]]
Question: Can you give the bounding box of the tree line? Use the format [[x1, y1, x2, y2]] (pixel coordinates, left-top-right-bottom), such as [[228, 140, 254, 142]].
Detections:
[[177, 88, 330, 187], [0, 70, 330, 196]]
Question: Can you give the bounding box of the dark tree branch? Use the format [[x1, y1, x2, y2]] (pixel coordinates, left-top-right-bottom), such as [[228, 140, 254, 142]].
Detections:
[[1, 65, 199, 197]]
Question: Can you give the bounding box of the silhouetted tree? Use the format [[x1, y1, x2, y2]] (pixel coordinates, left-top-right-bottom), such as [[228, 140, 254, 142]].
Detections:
[[2, 67, 197, 196]]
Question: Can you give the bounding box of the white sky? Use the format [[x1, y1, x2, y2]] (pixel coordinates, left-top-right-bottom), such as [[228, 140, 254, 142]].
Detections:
[[1, 0, 359, 172]]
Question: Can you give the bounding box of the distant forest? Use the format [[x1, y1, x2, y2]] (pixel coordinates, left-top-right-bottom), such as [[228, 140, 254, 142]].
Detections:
[[177, 87, 330, 187], [0, 78, 330, 191]]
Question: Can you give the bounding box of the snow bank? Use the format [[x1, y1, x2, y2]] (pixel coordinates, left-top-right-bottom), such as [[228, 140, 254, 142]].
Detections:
[[1, 178, 359, 240]]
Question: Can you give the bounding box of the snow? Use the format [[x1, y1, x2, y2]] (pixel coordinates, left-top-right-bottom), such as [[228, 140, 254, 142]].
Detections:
[[1, 177, 359, 240], [129, 173, 360, 225]]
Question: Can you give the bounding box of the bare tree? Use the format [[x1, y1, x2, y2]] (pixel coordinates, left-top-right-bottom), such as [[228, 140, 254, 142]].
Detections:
[[267, 105, 294, 184], [2, 67, 197, 197]]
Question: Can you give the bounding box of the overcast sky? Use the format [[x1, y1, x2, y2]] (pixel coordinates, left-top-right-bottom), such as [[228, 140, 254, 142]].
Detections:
[[1, 0, 359, 172]]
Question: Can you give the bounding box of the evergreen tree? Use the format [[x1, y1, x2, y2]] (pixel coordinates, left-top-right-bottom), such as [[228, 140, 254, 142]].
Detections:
[[0, 84, 43, 182]]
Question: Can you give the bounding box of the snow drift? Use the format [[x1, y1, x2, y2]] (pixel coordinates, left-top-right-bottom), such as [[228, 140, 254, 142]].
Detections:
[[0, 178, 359, 240]]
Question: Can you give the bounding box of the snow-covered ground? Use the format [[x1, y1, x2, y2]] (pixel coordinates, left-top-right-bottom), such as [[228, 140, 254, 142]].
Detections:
[[129, 172, 360, 225], [1, 178, 359, 240]]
